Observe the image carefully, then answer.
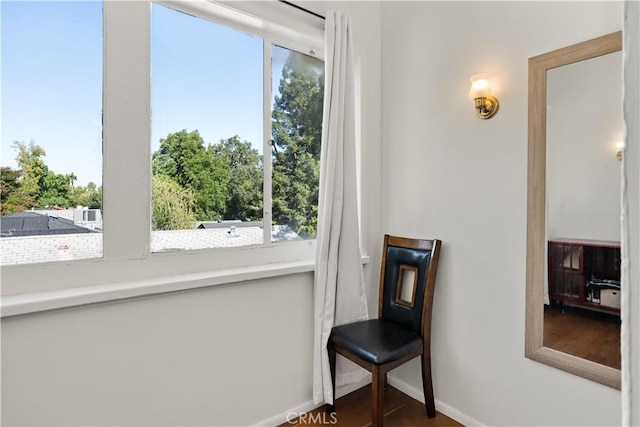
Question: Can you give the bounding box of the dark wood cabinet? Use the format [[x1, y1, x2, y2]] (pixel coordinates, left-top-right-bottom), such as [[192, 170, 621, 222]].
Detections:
[[548, 238, 621, 315]]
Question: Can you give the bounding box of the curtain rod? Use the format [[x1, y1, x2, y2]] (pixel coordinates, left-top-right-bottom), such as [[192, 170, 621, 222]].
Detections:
[[279, 1, 325, 20]]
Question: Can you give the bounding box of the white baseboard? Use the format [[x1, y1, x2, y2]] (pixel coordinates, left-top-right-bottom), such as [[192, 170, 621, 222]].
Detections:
[[253, 398, 321, 427], [252, 377, 371, 427], [335, 375, 372, 399], [254, 375, 482, 427], [387, 375, 485, 427]]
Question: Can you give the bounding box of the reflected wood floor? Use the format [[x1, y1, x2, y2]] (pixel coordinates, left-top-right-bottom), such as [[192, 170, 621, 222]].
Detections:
[[282, 385, 462, 427], [544, 305, 620, 369]]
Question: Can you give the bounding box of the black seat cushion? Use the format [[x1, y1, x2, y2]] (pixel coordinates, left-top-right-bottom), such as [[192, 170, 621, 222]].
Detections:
[[329, 319, 423, 365]]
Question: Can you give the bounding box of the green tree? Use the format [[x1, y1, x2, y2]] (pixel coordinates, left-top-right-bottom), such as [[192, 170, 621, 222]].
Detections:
[[0, 166, 34, 215], [71, 182, 102, 209], [38, 170, 77, 208], [152, 130, 230, 220], [152, 174, 197, 230], [211, 136, 263, 221], [271, 51, 324, 237], [11, 141, 77, 208], [13, 141, 48, 200]]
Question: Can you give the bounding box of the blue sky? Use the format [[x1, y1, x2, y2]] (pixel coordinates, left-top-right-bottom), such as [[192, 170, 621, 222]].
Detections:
[[2, 1, 103, 186], [1, 1, 286, 186]]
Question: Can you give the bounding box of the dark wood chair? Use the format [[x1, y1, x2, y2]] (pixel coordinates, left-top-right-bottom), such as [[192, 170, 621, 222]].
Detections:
[[327, 234, 442, 427]]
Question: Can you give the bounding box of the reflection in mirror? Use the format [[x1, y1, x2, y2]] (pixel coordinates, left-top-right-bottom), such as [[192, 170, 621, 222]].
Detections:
[[526, 31, 622, 389], [396, 265, 417, 307], [544, 50, 622, 370]]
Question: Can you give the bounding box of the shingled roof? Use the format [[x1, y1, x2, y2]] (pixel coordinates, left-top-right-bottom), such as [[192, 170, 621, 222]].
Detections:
[[0, 211, 96, 237], [0, 222, 301, 266]]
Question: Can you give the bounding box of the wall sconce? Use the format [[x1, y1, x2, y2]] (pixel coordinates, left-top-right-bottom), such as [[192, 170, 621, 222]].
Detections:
[[469, 74, 499, 119], [616, 141, 625, 161]]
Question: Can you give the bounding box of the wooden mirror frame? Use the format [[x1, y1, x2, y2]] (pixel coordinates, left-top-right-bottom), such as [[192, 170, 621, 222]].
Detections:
[[525, 31, 622, 389]]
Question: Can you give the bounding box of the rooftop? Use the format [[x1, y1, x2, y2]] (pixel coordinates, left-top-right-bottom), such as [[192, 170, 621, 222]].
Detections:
[[0, 224, 301, 266], [1, 211, 96, 237]]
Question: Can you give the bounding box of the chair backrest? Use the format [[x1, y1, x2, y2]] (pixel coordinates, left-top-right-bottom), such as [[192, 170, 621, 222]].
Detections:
[[378, 234, 441, 336]]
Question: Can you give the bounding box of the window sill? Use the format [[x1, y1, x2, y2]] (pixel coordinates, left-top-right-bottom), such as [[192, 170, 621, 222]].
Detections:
[[1, 256, 370, 318], [1, 260, 313, 318]]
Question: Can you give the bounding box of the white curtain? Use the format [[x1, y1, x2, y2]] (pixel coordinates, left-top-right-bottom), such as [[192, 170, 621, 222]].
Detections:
[[312, 11, 369, 406]]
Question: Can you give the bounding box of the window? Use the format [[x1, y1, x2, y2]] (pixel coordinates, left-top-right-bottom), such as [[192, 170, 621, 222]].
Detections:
[[271, 46, 324, 241], [0, 1, 103, 266], [1, 1, 325, 297], [150, 3, 323, 253]]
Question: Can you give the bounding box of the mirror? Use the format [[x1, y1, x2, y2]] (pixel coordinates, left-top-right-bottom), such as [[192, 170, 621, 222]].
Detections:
[[526, 31, 622, 389]]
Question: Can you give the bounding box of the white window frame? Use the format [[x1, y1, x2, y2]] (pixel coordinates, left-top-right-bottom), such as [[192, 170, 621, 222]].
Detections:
[[1, 0, 326, 307], [150, 0, 324, 250]]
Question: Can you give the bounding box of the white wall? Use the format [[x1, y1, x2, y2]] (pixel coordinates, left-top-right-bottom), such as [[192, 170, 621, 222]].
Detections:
[[547, 51, 622, 241], [381, 2, 623, 426], [2, 275, 314, 426], [0, 2, 382, 426], [622, 1, 640, 424]]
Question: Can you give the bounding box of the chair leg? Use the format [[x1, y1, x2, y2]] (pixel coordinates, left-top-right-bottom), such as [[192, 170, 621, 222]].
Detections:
[[326, 344, 337, 414], [372, 367, 385, 427], [421, 353, 436, 418]]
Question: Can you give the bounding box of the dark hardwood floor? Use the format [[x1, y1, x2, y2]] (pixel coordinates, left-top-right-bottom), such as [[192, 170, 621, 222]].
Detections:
[[282, 385, 462, 427], [544, 305, 620, 369]]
